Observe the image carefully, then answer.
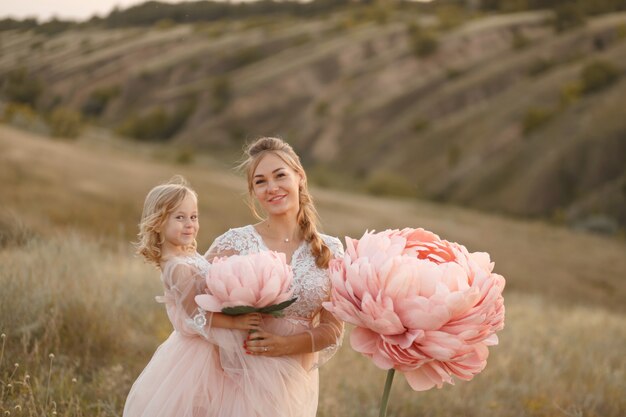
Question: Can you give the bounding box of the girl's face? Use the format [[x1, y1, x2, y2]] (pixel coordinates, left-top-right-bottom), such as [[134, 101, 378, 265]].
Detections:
[[252, 152, 302, 217], [161, 193, 199, 250]]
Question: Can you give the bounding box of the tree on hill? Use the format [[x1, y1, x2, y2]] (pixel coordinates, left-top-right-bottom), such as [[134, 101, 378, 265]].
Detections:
[[0, 68, 43, 107], [481, 0, 625, 14]]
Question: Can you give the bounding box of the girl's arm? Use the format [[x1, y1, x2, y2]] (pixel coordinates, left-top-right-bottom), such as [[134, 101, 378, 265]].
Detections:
[[161, 261, 261, 337], [212, 312, 262, 331], [203, 233, 264, 331]]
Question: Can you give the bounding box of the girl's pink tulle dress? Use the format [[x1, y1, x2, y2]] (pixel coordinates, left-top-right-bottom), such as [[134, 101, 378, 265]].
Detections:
[[123, 225, 344, 417]]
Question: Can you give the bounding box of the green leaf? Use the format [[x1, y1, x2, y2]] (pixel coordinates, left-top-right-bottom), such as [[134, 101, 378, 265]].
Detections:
[[259, 297, 298, 314], [221, 305, 259, 316]]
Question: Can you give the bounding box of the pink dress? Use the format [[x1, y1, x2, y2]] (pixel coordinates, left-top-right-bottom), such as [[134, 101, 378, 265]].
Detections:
[[123, 226, 344, 417], [123, 253, 222, 417]]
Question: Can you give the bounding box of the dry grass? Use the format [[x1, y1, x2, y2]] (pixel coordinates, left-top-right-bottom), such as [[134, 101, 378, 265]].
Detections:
[[1, 234, 623, 416], [320, 294, 625, 417], [0, 124, 624, 415], [0, 233, 163, 416]]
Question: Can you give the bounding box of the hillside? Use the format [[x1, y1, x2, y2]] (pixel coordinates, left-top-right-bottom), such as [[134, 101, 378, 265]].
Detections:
[[1, 7, 625, 232]]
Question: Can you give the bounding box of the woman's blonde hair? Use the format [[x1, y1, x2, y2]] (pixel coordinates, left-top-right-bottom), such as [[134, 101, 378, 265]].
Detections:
[[135, 176, 197, 268], [240, 137, 331, 269]]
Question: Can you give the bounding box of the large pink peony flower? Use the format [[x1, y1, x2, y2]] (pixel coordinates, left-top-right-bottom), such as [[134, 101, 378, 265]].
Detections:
[[323, 228, 505, 391], [195, 251, 295, 314]]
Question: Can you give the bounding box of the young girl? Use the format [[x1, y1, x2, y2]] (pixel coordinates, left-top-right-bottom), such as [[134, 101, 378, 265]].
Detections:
[[123, 177, 313, 417]]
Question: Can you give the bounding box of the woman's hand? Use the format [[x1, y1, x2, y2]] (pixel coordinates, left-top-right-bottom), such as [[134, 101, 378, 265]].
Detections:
[[229, 313, 263, 331], [244, 330, 292, 356]]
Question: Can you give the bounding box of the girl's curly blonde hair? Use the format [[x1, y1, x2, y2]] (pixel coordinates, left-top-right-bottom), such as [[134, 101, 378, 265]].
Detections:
[[135, 176, 197, 268]]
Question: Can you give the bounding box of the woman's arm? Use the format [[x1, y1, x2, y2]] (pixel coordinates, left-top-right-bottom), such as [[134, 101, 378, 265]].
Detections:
[[246, 235, 346, 357], [244, 310, 344, 356]]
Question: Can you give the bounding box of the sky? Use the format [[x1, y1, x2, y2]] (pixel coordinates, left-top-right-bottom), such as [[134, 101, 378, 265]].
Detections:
[[0, 0, 435, 21], [0, 1, 195, 21]]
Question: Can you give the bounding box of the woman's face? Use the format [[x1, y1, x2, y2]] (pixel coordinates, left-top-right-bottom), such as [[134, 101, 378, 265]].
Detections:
[[251, 152, 302, 217]]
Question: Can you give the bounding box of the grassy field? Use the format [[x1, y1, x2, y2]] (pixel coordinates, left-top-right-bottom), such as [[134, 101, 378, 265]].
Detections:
[[0, 124, 624, 416]]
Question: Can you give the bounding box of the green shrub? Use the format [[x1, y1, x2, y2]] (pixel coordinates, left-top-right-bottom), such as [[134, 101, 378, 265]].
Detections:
[[308, 165, 337, 188], [1, 67, 43, 106], [580, 60, 620, 95], [121, 98, 195, 141], [228, 126, 247, 144], [552, 4, 586, 33], [522, 107, 555, 136], [315, 101, 329, 117], [447, 144, 462, 167], [365, 170, 415, 198], [118, 109, 168, 141], [117, 101, 195, 142], [512, 31, 530, 50], [334, 16, 357, 32], [230, 46, 264, 69], [164, 99, 196, 138], [436, 5, 465, 31], [212, 76, 231, 113], [81, 85, 120, 117], [446, 68, 464, 80], [559, 81, 582, 107], [290, 33, 312, 47], [412, 118, 430, 133], [407, 24, 439, 58], [30, 40, 44, 51], [353, 5, 390, 25], [154, 18, 175, 30], [175, 149, 194, 165], [0, 102, 48, 134], [33, 18, 74, 36], [1, 102, 36, 123], [527, 58, 555, 77], [49, 107, 82, 139]]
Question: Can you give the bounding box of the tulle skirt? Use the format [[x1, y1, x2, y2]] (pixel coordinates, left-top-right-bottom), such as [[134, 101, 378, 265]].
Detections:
[[123, 318, 319, 417]]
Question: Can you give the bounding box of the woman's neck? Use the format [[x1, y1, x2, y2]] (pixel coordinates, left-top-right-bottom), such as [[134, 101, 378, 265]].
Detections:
[[260, 214, 301, 243]]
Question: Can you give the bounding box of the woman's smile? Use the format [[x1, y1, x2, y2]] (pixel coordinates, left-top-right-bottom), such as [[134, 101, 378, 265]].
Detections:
[[268, 194, 287, 203]]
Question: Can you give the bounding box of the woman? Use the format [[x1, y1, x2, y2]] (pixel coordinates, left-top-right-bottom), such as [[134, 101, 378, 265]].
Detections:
[[205, 137, 344, 416]]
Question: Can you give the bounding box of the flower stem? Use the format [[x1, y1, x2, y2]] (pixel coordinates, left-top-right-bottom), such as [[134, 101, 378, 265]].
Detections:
[[378, 369, 396, 417]]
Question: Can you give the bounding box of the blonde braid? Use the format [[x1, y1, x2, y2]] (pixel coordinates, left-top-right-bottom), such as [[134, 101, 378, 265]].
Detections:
[[297, 179, 331, 269]]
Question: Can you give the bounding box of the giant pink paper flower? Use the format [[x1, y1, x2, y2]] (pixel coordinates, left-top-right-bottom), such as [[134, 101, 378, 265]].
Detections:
[[195, 251, 295, 314], [323, 228, 505, 391]]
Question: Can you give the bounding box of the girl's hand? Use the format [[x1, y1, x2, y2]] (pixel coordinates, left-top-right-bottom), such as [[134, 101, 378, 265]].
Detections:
[[244, 330, 291, 356], [230, 313, 263, 331]]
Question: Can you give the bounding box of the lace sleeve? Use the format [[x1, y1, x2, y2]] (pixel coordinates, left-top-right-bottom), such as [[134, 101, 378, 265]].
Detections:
[[204, 227, 257, 261], [305, 308, 344, 369], [159, 260, 214, 339], [305, 234, 345, 368]]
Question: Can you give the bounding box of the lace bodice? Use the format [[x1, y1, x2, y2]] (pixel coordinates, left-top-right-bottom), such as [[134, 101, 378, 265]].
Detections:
[[207, 225, 344, 322], [176, 252, 210, 276]]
